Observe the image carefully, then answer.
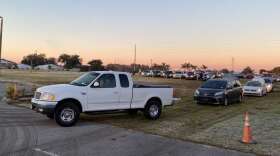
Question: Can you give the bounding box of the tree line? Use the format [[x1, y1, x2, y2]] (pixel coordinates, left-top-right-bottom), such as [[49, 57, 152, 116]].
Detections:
[[20, 53, 171, 72], [20, 53, 280, 74]]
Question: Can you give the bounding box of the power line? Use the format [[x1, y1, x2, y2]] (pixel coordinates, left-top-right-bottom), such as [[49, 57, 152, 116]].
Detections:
[[231, 57, 235, 72]]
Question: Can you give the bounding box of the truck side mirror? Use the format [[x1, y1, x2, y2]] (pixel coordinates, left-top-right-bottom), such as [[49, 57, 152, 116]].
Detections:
[[93, 82, 100, 88]]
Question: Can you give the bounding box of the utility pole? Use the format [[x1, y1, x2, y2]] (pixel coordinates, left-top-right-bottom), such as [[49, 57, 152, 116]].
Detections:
[[231, 57, 235, 73], [0, 16, 3, 64], [0, 16, 3, 75], [150, 59, 153, 69], [133, 44, 136, 74]]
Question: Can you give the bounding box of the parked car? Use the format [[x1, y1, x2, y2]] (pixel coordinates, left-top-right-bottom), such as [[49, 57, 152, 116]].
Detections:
[[276, 76, 280, 82], [141, 70, 152, 77], [173, 71, 184, 79], [243, 81, 267, 96], [185, 72, 197, 80], [194, 79, 243, 105], [263, 77, 274, 92], [202, 72, 215, 81], [151, 70, 161, 77], [32, 71, 177, 127], [161, 70, 173, 78], [245, 74, 254, 79]]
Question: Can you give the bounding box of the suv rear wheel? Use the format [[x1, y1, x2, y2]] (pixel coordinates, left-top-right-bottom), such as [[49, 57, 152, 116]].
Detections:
[[54, 103, 80, 127]]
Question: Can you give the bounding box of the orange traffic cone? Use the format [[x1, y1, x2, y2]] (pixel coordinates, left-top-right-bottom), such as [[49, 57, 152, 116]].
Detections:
[[241, 112, 256, 144]]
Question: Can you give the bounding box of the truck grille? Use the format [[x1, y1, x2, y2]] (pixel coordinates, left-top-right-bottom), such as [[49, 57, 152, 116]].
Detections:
[[34, 92, 41, 99]]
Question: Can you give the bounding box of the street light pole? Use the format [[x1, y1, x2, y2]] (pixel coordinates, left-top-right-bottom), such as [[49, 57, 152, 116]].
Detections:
[[0, 16, 3, 62]]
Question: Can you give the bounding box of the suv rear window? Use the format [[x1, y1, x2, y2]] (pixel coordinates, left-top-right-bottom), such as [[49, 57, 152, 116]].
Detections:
[[119, 74, 129, 88]]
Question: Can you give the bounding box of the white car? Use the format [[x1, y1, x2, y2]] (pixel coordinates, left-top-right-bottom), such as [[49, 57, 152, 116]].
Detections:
[[32, 71, 177, 127], [173, 71, 184, 79], [243, 81, 267, 96], [263, 77, 273, 93], [141, 70, 153, 77]]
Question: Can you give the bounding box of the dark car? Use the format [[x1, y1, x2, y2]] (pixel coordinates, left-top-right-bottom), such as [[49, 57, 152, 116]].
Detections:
[[185, 72, 197, 80], [152, 70, 161, 77], [194, 79, 243, 105], [202, 72, 215, 81], [162, 70, 173, 78]]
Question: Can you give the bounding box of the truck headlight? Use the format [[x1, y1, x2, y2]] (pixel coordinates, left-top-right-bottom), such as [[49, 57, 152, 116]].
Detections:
[[257, 88, 262, 92], [194, 90, 200, 96], [40, 92, 56, 101], [215, 91, 224, 96]]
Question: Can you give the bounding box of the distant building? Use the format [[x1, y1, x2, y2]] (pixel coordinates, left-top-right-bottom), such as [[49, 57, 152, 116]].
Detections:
[[0, 59, 17, 69], [17, 64, 32, 70], [34, 64, 63, 71]]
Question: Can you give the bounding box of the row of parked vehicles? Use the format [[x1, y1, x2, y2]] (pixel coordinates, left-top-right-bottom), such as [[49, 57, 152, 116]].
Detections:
[[141, 70, 222, 81], [194, 76, 275, 105]]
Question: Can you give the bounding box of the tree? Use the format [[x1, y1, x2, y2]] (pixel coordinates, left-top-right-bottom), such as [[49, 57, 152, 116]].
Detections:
[[220, 68, 230, 73], [241, 66, 254, 75], [58, 54, 82, 69], [106, 64, 131, 72], [271, 67, 280, 74], [181, 62, 197, 70], [191, 64, 197, 70], [151, 63, 170, 71], [259, 69, 267, 74], [88, 59, 104, 71], [201, 65, 207, 70], [130, 64, 150, 72], [58, 54, 70, 67], [181, 62, 192, 70], [46, 57, 57, 65], [21, 53, 47, 68]]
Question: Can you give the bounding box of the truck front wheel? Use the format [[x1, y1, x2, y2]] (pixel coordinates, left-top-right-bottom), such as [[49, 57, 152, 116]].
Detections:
[[144, 100, 162, 120], [54, 103, 80, 127]]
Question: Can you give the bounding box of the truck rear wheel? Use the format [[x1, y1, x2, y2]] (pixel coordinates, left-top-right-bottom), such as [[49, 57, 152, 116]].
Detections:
[[144, 99, 162, 120], [54, 103, 80, 127]]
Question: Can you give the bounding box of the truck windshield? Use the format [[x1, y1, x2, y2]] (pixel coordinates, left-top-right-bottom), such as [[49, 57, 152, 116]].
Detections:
[[70, 72, 100, 86]]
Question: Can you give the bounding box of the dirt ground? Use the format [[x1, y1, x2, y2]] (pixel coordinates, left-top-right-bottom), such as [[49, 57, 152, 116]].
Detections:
[[1, 70, 280, 155]]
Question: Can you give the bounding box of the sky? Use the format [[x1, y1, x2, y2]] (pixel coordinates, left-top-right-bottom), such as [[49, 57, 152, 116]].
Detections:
[[1, 0, 280, 71]]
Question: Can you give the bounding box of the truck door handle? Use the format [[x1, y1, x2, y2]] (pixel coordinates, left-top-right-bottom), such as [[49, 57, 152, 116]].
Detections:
[[113, 91, 119, 94]]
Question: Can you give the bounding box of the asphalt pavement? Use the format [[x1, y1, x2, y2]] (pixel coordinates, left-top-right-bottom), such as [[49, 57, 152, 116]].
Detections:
[[0, 82, 255, 156]]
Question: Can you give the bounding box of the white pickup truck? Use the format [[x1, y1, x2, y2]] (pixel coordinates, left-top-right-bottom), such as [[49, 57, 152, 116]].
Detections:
[[32, 71, 177, 127]]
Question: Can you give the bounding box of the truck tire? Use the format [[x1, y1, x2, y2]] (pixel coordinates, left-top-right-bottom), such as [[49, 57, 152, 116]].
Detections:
[[144, 99, 162, 120], [54, 103, 80, 127]]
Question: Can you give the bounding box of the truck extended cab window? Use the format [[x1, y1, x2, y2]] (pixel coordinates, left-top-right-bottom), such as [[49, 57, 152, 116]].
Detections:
[[119, 74, 129, 88], [95, 74, 116, 88]]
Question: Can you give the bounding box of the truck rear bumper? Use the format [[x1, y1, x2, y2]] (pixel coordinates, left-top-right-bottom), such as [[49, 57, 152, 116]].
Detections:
[[31, 98, 57, 114]]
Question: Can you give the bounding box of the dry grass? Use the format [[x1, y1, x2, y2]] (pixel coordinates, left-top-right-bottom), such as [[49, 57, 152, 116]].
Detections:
[[1, 69, 280, 155]]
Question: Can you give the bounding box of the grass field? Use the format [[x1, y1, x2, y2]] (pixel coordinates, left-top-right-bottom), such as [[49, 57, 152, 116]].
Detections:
[[1, 69, 280, 155]]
